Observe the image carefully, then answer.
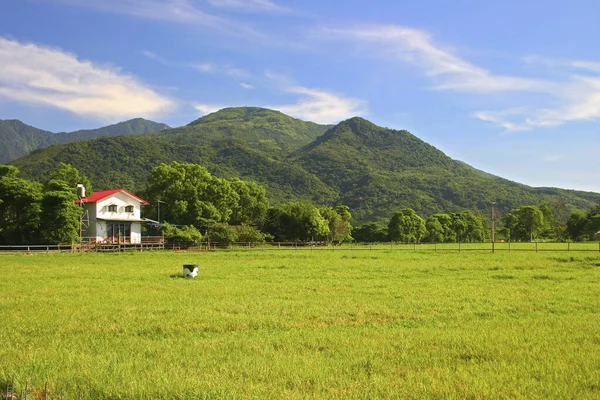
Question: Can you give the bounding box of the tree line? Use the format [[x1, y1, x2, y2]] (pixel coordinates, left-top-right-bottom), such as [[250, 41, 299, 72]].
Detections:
[[1, 161, 599, 245]]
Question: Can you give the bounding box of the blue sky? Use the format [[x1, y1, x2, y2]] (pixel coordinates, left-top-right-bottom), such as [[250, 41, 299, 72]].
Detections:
[[1, 0, 599, 193]]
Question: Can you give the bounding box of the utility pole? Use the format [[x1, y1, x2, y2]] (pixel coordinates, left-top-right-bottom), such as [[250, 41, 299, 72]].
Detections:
[[157, 200, 165, 223], [491, 201, 496, 243]]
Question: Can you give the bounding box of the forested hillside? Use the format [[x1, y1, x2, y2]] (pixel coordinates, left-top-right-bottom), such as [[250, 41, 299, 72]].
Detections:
[[9, 107, 599, 224], [0, 118, 169, 163], [170, 107, 331, 154]]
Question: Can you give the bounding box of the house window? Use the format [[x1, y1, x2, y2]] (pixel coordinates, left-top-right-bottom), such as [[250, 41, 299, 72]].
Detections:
[[108, 204, 117, 212], [125, 205, 134, 213]]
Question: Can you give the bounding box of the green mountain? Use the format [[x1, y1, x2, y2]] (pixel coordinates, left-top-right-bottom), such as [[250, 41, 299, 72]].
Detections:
[[170, 107, 332, 154], [292, 117, 597, 221], [0, 118, 169, 164], [0, 120, 57, 164], [9, 107, 599, 223]]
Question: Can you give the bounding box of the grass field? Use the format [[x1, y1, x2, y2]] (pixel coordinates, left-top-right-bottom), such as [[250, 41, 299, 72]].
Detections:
[[1, 250, 600, 399]]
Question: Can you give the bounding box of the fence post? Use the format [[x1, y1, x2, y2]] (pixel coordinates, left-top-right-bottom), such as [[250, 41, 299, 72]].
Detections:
[[492, 240, 495, 254], [536, 242, 538, 253], [278, 242, 280, 250]]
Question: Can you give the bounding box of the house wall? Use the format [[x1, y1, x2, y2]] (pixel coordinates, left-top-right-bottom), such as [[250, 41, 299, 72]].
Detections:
[[96, 192, 143, 221], [83, 192, 146, 244], [131, 223, 142, 243]]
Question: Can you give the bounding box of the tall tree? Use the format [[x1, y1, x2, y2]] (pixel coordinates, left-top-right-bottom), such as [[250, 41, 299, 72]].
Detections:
[[40, 164, 89, 244], [424, 214, 455, 243], [319, 205, 353, 243], [145, 162, 239, 228], [228, 178, 270, 226], [0, 167, 43, 244], [267, 202, 330, 242], [388, 208, 426, 243], [352, 222, 388, 242], [566, 211, 587, 241]]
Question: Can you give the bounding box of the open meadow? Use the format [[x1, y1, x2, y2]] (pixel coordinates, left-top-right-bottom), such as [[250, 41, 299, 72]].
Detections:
[[1, 250, 600, 399]]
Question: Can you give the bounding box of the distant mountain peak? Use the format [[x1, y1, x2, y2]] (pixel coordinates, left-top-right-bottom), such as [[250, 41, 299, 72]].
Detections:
[[0, 118, 169, 164], [188, 106, 313, 126]]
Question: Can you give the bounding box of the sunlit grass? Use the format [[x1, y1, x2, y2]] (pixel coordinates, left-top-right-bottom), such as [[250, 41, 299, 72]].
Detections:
[[1, 251, 599, 398]]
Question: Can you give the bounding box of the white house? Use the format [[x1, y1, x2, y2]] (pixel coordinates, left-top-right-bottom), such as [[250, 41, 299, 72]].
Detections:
[[76, 188, 149, 244]]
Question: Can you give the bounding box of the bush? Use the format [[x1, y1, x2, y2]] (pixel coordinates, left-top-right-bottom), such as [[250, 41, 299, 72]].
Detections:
[[161, 223, 203, 243]]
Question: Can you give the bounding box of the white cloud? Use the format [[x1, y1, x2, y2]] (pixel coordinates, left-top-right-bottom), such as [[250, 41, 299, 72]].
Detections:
[[325, 26, 550, 94], [240, 83, 254, 89], [207, 0, 293, 14], [265, 72, 367, 124], [324, 25, 600, 132], [0, 37, 175, 120]]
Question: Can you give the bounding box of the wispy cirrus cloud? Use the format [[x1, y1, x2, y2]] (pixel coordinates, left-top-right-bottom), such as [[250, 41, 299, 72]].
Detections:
[[193, 73, 366, 124], [0, 37, 174, 120], [142, 50, 252, 81], [322, 25, 600, 132], [190, 63, 250, 79], [51, 0, 269, 41], [206, 0, 294, 14], [265, 72, 367, 123]]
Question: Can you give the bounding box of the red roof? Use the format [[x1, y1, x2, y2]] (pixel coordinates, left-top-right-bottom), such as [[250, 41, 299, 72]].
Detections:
[[75, 188, 149, 205]]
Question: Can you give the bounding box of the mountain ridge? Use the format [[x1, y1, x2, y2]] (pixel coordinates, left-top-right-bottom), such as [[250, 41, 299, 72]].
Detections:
[[7, 107, 599, 223], [0, 118, 170, 164]]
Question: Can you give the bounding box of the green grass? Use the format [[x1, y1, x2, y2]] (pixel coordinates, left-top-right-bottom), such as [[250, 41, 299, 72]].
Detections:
[[1, 251, 600, 399]]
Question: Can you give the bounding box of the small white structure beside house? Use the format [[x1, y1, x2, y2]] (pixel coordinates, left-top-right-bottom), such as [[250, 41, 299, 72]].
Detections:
[[76, 188, 149, 244]]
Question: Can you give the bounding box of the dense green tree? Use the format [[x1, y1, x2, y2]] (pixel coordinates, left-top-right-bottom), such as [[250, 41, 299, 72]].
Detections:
[[263, 202, 329, 242], [566, 211, 587, 241], [39, 189, 81, 244], [281, 202, 329, 242], [235, 224, 270, 243], [39, 164, 92, 244], [262, 207, 286, 242], [388, 208, 426, 243], [0, 168, 43, 244], [502, 206, 544, 242], [46, 162, 93, 195], [424, 214, 455, 243], [145, 162, 239, 227], [161, 223, 203, 243], [229, 178, 270, 226], [449, 211, 488, 242], [352, 222, 388, 242], [319, 205, 353, 243], [207, 223, 238, 243]]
